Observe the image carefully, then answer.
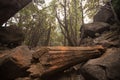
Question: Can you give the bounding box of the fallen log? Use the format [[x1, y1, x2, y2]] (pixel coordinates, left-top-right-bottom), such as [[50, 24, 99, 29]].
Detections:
[[29, 45, 105, 78], [47, 45, 104, 51]]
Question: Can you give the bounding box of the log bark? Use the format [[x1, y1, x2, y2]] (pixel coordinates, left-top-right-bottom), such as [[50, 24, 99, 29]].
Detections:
[[29, 45, 105, 78], [47, 45, 104, 51]]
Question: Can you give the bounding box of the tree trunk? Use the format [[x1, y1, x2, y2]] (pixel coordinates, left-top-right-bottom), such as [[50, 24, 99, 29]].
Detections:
[[29, 45, 105, 78]]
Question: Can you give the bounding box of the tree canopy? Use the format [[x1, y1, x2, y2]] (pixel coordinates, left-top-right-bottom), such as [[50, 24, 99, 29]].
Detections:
[[6, 0, 120, 47]]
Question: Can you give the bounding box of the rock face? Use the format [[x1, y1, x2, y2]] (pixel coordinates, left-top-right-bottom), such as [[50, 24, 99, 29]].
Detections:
[[79, 1, 120, 80], [0, 46, 32, 80], [0, 0, 32, 26], [93, 3, 114, 24], [93, 31, 120, 47], [81, 48, 120, 80], [0, 25, 25, 48], [81, 22, 110, 38]]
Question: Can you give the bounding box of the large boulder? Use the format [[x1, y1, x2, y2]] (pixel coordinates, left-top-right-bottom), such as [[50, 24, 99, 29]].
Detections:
[[0, 0, 32, 26], [81, 48, 120, 80], [93, 31, 120, 47], [0, 25, 25, 48], [93, 3, 114, 24], [0, 46, 32, 80], [81, 22, 110, 38]]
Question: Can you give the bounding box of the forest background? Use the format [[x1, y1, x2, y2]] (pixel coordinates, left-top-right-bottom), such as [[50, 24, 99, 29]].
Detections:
[[5, 0, 118, 48]]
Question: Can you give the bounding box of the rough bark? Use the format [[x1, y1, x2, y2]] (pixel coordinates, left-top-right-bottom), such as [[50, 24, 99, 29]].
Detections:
[[29, 46, 105, 78]]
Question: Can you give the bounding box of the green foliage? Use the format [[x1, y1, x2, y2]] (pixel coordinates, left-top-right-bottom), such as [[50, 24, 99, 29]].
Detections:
[[7, 1, 58, 47], [84, 0, 100, 18], [7, 0, 108, 47]]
